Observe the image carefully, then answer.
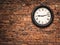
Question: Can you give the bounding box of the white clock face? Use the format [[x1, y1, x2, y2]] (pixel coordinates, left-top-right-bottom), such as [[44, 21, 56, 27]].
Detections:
[[34, 8, 51, 25]]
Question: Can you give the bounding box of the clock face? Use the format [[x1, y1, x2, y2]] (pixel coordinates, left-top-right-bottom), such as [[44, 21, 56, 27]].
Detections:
[[32, 6, 54, 27]]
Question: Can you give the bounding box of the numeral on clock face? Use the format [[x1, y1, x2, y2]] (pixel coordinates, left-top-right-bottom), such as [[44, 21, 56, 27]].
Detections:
[[39, 21, 40, 23], [47, 18, 49, 20], [36, 18, 38, 20], [42, 8, 44, 11]]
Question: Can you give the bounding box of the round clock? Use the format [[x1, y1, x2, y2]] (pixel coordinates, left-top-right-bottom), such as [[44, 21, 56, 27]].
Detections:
[[31, 6, 54, 27]]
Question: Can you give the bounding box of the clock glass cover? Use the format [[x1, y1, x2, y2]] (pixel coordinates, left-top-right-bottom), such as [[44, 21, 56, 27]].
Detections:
[[32, 6, 54, 27]]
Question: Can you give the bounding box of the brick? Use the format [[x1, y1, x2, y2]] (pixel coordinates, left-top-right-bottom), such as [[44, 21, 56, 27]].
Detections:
[[0, 0, 60, 45]]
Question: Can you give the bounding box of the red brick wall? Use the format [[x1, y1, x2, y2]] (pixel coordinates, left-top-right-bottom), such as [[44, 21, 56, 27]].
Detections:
[[0, 0, 60, 45]]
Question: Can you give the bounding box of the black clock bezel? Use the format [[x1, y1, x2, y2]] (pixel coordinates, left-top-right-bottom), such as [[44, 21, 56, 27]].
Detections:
[[31, 5, 54, 28]]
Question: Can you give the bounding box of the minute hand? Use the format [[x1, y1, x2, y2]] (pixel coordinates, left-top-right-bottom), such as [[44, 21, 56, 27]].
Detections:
[[38, 15, 47, 17]]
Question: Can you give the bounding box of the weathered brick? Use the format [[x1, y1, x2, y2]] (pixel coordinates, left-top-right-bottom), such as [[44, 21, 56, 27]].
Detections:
[[0, 0, 60, 45]]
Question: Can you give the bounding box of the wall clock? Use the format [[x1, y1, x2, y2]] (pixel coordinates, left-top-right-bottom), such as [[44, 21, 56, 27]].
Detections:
[[31, 5, 54, 27]]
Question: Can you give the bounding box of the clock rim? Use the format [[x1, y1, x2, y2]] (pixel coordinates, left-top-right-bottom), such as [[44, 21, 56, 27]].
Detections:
[[31, 5, 54, 28]]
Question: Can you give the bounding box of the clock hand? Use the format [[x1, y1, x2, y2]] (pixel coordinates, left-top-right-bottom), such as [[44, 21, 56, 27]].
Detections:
[[38, 15, 47, 17]]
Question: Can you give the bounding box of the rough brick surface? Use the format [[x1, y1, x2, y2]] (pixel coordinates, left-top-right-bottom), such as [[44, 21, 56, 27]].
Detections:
[[0, 0, 60, 45]]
